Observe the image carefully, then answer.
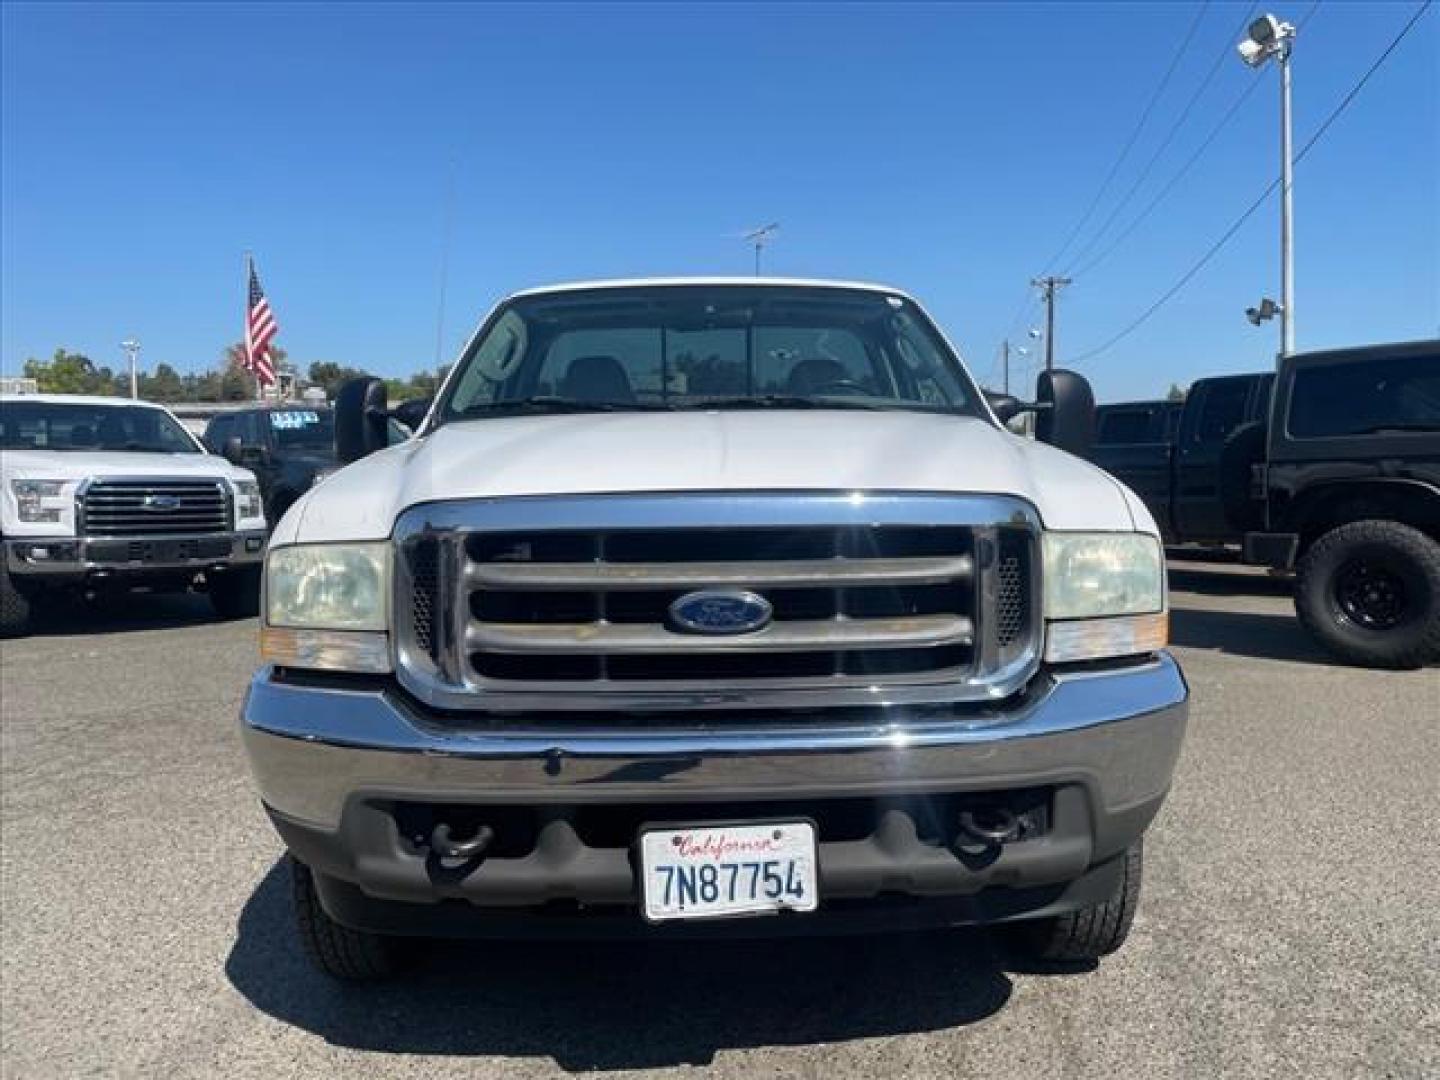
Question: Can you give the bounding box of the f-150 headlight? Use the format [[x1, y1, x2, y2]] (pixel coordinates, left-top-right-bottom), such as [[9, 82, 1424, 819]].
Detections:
[[234, 480, 263, 522], [10, 479, 67, 523], [1042, 532, 1167, 662], [260, 542, 391, 672]]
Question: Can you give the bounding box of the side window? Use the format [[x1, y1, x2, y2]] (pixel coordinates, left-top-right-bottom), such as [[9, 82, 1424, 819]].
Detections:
[[1288, 352, 1440, 437], [1097, 408, 1155, 445], [1192, 380, 1251, 444], [205, 416, 231, 451], [240, 413, 264, 447], [1164, 404, 1183, 441]]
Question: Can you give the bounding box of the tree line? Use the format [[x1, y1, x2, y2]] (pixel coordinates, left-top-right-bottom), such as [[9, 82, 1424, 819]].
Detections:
[[18, 346, 448, 404]]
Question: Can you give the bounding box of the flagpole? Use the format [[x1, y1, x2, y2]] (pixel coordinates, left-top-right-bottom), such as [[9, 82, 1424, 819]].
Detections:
[[245, 251, 262, 403]]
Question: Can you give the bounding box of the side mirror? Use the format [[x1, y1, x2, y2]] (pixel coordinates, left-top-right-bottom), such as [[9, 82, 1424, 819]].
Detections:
[[222, 435, 244, 465], [332, 377, 388, 463], [984, 392, 1024, 424], [335, 377, 390, 463], [391, 396, 433, 433], [1035, 369, 1096, 457]]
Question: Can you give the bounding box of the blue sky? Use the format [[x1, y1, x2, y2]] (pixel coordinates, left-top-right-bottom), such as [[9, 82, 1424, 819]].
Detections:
[[2, 1, 1436, 402]]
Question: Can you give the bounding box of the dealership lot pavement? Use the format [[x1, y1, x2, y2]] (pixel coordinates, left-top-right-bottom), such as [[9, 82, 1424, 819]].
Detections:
[[2, 563, 1437, 1079]]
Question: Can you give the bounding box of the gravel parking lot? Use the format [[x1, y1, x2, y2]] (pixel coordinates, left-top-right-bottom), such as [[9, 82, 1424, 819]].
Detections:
[[2, 562, 1437, 1079]]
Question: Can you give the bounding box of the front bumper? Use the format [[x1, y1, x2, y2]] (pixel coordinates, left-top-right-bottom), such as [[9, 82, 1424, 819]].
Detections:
[[242, 653, 1188, 929], [5, 531, 267, 576]]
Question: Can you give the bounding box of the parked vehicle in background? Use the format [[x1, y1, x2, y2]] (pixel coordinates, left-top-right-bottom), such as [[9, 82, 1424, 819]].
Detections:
[[1, 394, 268, 636], [1091, 341, 1440, 668], [239, 278, 1187, 980], [1090, 374, 1272, 544], [203, 405, 410, 525], [1095, 400, 1183, 447], [1243, 340, 1440, 668]]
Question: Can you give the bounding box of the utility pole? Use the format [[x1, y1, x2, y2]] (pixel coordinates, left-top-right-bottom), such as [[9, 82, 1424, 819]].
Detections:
[[120, 339, 140, 399], [1030, 276, 1071, 372], [1001, 340, 1010, 395]]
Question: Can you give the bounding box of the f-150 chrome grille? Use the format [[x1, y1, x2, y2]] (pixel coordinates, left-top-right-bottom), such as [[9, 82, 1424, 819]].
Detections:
[[394, 494, 1040, 712], [79, 479, 230, 537]]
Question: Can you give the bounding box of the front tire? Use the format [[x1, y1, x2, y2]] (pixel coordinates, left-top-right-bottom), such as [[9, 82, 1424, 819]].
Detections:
[[1, 564, 32, 638], [290, 857, 411, 981], [208, 566, 261, 619], [1013, 840, 1143, 962], [1295, 520, 1440, 669]]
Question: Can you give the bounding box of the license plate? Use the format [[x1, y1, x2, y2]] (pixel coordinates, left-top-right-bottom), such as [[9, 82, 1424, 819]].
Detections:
[[639, 821, 819, 923]]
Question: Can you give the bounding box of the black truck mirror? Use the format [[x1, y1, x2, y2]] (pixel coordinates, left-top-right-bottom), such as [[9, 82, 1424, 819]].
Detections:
[[1035, 369, 1096, 457], [335, 377, 390, 463], [984, 392, 1025, 424]]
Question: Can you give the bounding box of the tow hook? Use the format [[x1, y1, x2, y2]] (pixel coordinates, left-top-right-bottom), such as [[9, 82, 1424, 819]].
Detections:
[[429, 822, 495, 860]]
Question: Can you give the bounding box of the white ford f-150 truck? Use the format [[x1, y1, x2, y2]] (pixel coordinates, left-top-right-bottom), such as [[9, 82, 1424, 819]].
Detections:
[[239, 279, 1188, 979], [1, 394, 268, 635]]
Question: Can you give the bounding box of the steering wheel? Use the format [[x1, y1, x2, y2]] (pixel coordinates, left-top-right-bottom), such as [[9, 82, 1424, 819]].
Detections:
[[810, 379, 870, 397]]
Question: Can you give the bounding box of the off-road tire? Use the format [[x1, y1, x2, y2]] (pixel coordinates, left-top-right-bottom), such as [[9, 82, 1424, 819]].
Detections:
[[291, 857, 411, 981], [1013, 840, 1143, 962], [1295, 520, 1440, 669], [208, 566, 261, 619], [0, 563, 32, 638]]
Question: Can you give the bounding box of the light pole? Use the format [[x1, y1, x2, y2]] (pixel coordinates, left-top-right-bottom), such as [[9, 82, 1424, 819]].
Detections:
[[120, 339, 141, 399], [1238, 13, 1297, 359]]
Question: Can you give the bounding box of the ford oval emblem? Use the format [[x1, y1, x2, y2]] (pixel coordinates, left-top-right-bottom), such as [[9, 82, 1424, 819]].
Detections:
[[142, 494, 181, 511], [668, 590, 774, 636]]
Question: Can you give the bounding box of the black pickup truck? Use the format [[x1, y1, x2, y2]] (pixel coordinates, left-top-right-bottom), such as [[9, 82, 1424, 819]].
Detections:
[[203, 405, 413, 525], [1092, 341, 1440, 668], [1090, 375, 1272, 544]]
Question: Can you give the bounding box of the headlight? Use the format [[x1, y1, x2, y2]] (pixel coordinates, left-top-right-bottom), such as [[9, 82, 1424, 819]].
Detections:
[[1042, 532, 1167, 662], [266, 542, 389, 630], [10, 479, 67, 523], [235, 480, 262, 521], [261, 542, 391, 672]]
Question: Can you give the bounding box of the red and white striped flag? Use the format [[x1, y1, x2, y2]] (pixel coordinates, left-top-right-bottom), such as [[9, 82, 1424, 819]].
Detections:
[[245, 258, 279, 387]]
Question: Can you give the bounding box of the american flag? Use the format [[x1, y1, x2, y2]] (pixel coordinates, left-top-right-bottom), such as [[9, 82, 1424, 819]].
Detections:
[[245, 258, 278, 387]]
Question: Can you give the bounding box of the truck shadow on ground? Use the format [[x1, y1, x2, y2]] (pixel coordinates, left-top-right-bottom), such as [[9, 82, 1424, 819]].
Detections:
[[225, 861, 1082, 1071], [1169, 605, 1333, 665], [20, 592, 237, 638], [1167, 566, 1294, 598]]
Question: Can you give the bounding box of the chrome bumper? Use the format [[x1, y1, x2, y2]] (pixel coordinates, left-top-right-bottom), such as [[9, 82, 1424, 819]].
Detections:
[[5, 531, 267, 575], [242, 653, 1189, 834]]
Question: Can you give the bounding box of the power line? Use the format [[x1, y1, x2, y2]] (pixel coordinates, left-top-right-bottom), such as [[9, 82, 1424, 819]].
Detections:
[[1070, 0, 1432, 366], [1071, 1, 1323, 280], [1032, 1, 1212, 277], [1061, 3, 1260, 276]]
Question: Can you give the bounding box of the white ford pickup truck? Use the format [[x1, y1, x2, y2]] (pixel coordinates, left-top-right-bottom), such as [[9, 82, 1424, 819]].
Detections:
[[2, 394, 268, 635], [240, 279, 1187, 979]]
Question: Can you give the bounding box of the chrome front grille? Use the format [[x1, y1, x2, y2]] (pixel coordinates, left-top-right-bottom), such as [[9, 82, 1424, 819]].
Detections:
[[79, 479, 230, 537], [394, 494, 1041, 712]]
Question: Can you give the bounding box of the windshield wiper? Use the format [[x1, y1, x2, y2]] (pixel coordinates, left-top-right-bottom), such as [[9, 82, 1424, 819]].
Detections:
[[684, 395, 893, 411], [460, 397, 678, 418]]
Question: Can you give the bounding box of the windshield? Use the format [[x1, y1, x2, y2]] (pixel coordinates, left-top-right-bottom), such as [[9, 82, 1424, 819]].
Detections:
[[0, 400, 200, 454], [269, 409, 335, 451], [439, 285, 986, 422]]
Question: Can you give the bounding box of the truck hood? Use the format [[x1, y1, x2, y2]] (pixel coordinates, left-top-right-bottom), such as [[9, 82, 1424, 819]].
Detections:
[[281, 410, 1143, 543], [1, 449, 254, 485]]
